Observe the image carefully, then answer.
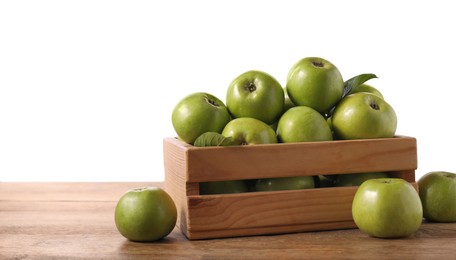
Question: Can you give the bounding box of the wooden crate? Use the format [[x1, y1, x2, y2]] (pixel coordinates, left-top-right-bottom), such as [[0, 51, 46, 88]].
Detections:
[[163, 136, 417, 240]]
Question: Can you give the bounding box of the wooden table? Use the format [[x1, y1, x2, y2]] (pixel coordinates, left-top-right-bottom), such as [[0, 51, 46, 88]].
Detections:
[[1, 182, 456, 259]]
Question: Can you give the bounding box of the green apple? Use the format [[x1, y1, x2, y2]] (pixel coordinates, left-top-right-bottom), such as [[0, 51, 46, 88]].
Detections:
[[333, 172, 388, 187], [226, 70, 284, 125], [277, 106, 333, 143], [418, 171, 456, 222], [172, 92, 231, 144], [348, 83, 384, 99], [331, 92, 397, 140], [326, 117, 332, 129], [286, 57, 344, 114], [255, 176, 315, 191], [283, 87, 296, 112], [114, 187, 177, 242], [352, 178, 422, 238], [200, 180, 248, 195], [222, 117, 277, 145]]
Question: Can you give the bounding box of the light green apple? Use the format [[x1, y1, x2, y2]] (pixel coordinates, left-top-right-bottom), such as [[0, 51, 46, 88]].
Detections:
[[352, 178, 423, 238], [418, 171, 456, 222], [331, 92, 397, 140], [277, 106, 333, 143], [172, 92, 231, 144], [222, 117, 277, 145], [255, 176, 315, 191], [226, 70, 284, 125], [333, 172, 388, 187], [286, 57, 344, 114], [348, 83, 384, 99]]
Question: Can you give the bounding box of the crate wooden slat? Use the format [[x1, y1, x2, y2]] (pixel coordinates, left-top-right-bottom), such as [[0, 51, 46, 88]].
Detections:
[[163, 136, 418, 240]]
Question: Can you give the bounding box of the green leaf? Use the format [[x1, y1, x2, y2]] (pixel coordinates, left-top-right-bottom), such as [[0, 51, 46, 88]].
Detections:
[[325, 73, 378, 119], [193, 132, 233, 147], [342, 73, 378, 98]]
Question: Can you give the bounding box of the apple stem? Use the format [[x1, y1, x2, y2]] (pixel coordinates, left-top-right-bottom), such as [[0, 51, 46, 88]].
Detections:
[[370, 103, 380, 110], [245, 82, 256, 93], [312, 61, 324, 68], [206, 98, 219, 107]]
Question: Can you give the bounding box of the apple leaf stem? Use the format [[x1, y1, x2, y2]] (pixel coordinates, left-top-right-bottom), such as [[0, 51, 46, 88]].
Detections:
[[325, 73, 378, 118], [205, 97, 220, 107], [342, 73, 378, 98]]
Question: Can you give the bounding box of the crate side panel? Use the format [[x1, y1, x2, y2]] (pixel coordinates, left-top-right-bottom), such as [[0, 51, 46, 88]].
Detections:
[[163, 138, 191, 236], [186, 137, 417, 182], [186, 220, 356, 240], [390, 170, 416, 182], [186, 187, 357, 233]]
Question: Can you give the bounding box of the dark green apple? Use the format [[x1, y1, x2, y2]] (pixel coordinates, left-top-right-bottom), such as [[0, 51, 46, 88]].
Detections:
[[172, 92, 231, 144], [331, 92, 397, 140], [333, 172, 388, 187], [286, 57, 344, 114], [352, 178, 422, 238], [277, 106, 333, 143], [200, 180, 248, 195], [418, 171, 456, 222], [222, 117, 277, 145], [226, 70, 284, 125], [255, 176, 315, 191], [348, 83, 384, 99]]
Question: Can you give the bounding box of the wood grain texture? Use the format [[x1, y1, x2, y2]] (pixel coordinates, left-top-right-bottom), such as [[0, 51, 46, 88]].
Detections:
[[163, 136, 418, 239], [186, 186, 357, 239], [163, 136, 417, 182], [1, 182, 456, 259]]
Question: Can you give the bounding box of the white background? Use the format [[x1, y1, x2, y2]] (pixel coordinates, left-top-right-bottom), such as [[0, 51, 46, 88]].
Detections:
[[1, 1, 455, 181]]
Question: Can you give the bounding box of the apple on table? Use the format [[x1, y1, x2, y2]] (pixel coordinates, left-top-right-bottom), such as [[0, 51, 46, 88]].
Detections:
[[418, 171, 456, 222], [352, 178, 422, 238], [115, 187, 177, 242]]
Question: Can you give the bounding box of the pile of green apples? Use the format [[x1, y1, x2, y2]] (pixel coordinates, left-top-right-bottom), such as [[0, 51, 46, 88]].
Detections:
[[172, 56, 396, 192], [171, 57, 456, 239], [172, 57, 396, 146]]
